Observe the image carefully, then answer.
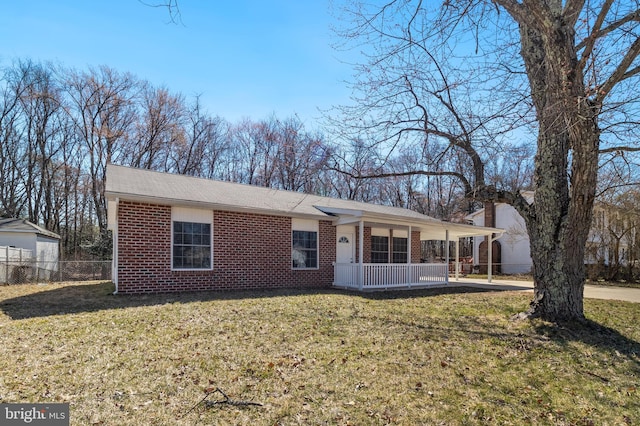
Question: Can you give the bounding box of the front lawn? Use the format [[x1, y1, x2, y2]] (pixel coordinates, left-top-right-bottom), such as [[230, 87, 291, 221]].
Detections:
[[0, 282, 638, 425]]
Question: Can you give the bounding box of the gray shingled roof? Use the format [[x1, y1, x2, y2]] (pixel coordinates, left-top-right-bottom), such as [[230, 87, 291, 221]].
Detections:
[[105, 164, 501, 239], [0, 218, 60, 240]]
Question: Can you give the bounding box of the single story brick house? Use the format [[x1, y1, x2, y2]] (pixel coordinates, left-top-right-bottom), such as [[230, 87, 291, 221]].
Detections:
[[105, 164, 501, 293]]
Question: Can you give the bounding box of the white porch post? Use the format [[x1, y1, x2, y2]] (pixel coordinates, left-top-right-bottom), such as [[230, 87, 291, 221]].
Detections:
[[359, 220, 364, 290], [407, 226, 412, 265], [488, 232, 493, 283], [408, 226, 412, 286], [4, 246, 8, 284], [455, 238, 460, 281], [445, 230, 450, 284]]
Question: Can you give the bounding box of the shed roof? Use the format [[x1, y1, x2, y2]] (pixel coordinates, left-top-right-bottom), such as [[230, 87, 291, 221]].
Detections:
[[0, 218, 60, 240], [105, 164, 502, 240]]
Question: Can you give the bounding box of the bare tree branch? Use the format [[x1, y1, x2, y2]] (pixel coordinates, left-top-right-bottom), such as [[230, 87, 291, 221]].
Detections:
[[563, 0, 586, 28], [597, 35, 640, 102], [493, 0, 540, 28], [138, 0, 183, 25], [328, 165, 472, 193], [576, 0, 614, 71], [599, 146, 640, 154], [576, 8, 640, 51]]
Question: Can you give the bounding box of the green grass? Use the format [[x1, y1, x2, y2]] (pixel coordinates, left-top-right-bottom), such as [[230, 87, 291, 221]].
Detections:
[[0, 282, 638, 425]]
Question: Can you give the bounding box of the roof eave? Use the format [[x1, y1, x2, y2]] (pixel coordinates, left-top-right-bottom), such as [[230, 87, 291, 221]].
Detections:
[[105, 191, 331, 220]]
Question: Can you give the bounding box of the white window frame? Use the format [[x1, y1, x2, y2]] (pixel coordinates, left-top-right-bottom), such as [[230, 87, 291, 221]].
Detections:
[[371, 235, 390, 263], [292, 218, 319, 270], [392, 236, 408, 263], [371, 228, 390, 263], [171, 207, 213, 271]]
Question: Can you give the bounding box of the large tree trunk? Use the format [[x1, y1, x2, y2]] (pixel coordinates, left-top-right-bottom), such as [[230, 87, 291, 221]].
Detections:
[[524, 128, 599, 321], [517, 11, 600, 322]]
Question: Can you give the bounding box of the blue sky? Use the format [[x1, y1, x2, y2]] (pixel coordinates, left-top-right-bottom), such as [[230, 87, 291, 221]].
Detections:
[[1, 0, 354, 126]]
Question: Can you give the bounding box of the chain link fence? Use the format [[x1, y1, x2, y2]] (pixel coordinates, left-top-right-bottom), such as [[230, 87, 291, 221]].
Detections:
[[1, 260, 111, 284]]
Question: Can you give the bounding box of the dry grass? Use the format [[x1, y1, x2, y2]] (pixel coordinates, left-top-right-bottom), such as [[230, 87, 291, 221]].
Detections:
[[586, 279, 640, 289], [0, 281, 638, 425], [467, 273, 640, 289]]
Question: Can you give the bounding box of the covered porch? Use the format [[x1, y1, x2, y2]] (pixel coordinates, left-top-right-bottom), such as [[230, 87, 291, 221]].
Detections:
[[320, 206, 502, 291]]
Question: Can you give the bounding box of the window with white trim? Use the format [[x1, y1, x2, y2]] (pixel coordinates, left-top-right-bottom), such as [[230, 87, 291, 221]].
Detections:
[[292, 218, 319, 269], [292, 230, 318, 268], [172, 207, 213, 270], [173, 222, 211, 269], [392, 237, 408, 263], [371, 235, 389, 263]]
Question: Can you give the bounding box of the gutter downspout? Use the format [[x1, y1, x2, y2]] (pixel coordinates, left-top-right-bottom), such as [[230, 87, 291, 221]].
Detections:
[[112, 197, 119, 294]]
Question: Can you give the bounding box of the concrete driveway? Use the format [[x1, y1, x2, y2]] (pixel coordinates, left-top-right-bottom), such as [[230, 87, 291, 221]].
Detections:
[[450, 277, 640, 304]]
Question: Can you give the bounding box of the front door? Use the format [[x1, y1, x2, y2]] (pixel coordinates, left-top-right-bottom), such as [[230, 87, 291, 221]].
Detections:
[[336, 233, 354, 263]]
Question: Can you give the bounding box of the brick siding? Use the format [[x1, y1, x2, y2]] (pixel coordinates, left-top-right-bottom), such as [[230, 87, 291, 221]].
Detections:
[[116, 201, 335, 293], [411, 230, 422, 263], [354, 226, 373, 263]]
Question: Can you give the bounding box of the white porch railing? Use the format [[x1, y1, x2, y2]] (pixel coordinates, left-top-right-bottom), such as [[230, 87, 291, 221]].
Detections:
[[333, 263, 448, 290]]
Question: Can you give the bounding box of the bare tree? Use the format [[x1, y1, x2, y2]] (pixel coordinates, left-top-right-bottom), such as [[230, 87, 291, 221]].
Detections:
[[65, 66, 139, 238], [589, 189, 640, 281], [0, 63, 28, 218], [329, 139, 389, 202], [227, 118, 280, 186], [332, 0, 640, 321], [224, 116, 333, 192], [169, 96, 231, 178], [16, 61, 66, 229], [128, 84, 185, 171], [273, 116, 332, 192]]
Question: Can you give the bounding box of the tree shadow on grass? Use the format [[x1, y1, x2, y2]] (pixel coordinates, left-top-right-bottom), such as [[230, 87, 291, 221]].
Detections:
[[533, 320, 640, 365], [363, 303, 640, 374], [0, 281, 500, 320], [346, 285, 499, 300]]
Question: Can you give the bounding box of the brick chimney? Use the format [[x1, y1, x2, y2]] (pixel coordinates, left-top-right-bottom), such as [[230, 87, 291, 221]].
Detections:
[[484, 201, 496, 228], [478, 202, 501, 274]]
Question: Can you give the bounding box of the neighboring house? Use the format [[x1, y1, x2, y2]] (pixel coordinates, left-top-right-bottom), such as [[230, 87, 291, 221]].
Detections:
[[0, 218, 61, 283], [466, 192, 534, 274], [105, 164, 502, 294], [586, 203, 635, 274], [466, 192, 632, 276]]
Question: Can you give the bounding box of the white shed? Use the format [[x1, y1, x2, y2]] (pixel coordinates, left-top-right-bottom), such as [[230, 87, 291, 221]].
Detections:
[[0, 218, 60, 282]]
